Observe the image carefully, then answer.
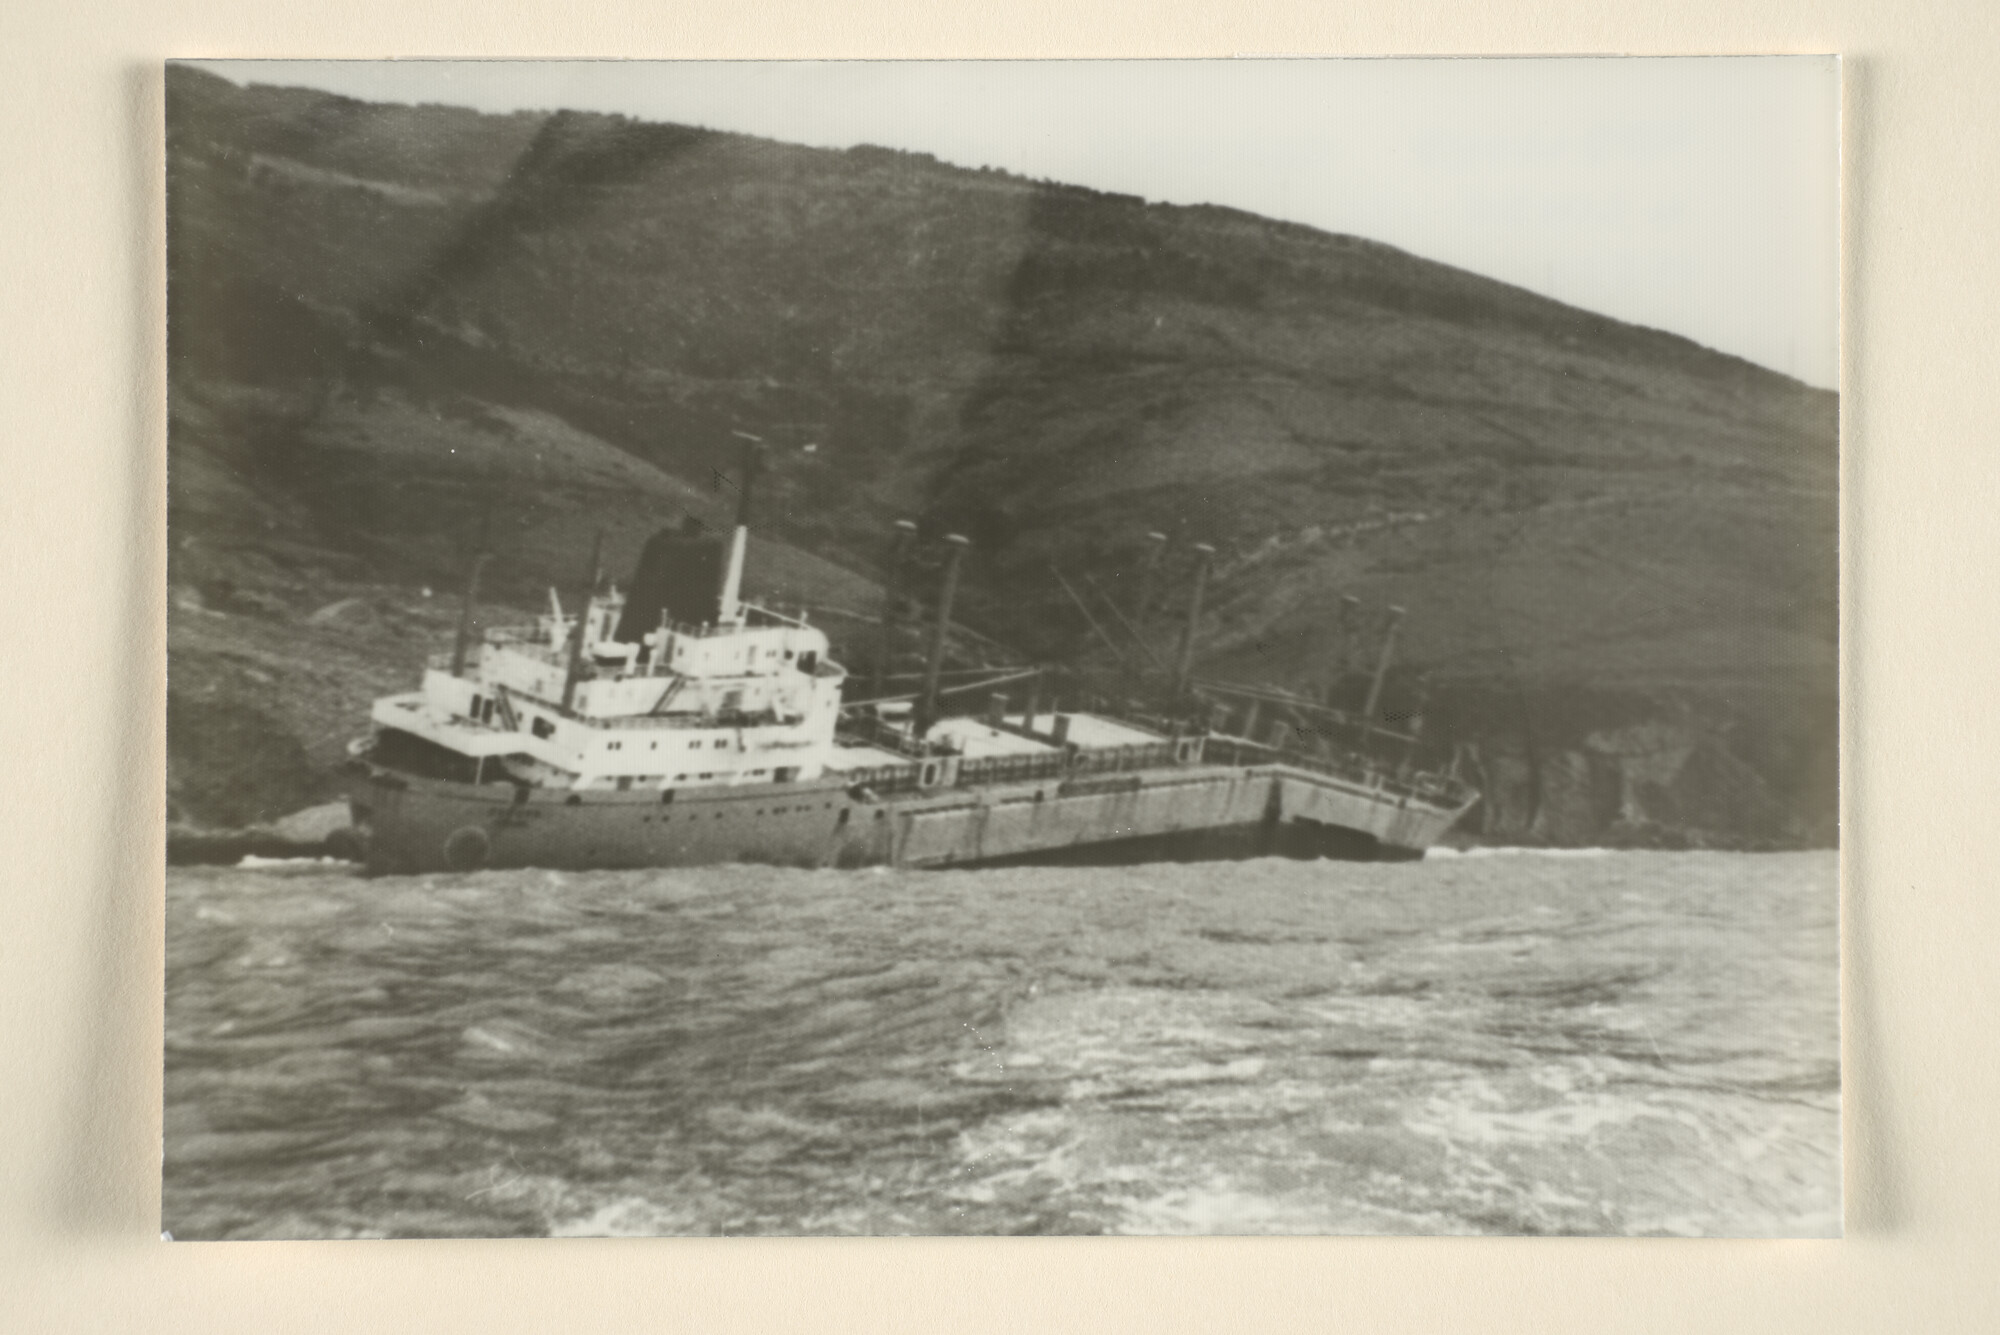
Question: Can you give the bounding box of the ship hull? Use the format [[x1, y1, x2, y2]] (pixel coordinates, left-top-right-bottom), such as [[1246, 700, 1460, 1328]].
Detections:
[[348, 756, 1470, 875]]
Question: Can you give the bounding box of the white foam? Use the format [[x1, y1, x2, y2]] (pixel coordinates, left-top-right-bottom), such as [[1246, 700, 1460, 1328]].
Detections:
[[232, 854, 348, 870], [549, 1195, 702, 1237], [1405, 1088, 1672, 1147], [1425, 845, 1619, 860], [1109, 1181, 1378, 1236]]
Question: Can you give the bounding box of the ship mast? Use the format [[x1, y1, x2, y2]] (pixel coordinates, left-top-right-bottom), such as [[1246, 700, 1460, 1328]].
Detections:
[[1119, 530, 1168, 692], [872, 519, 919, 702], [717, 435, 762, 625], [1171, 543, 1216, 705], [914, 533, 971, 740], [449, 497, 497, 679], [1360, 604, 1406, 746], [560, 530, 604, 712], [449, 553, 492, 678]]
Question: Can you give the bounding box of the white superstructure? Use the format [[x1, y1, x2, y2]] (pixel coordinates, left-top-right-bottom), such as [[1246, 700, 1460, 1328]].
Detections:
[[369, 584, 846, 792]]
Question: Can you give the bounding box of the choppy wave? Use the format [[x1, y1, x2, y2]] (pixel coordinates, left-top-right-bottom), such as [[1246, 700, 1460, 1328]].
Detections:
[[164, 851, 1839, 1237]]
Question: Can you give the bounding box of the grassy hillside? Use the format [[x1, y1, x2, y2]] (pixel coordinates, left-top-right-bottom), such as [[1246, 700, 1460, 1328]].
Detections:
[[165, 65, 1837, 846]]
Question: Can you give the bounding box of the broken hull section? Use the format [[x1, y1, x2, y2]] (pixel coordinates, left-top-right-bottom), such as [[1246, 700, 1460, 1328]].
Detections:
[[350, 761, 1470, 875]]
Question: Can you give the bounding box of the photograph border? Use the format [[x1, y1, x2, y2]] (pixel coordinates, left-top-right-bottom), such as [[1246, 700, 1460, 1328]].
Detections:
[[3, 0, 1995, 1328]]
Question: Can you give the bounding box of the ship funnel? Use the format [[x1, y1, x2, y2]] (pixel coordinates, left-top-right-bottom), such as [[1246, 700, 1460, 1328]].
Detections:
[[914, 533, 971, 740], [614, 516, 724, 641], [1171, 544, 1216, 702], [717, 438, 763, 623]]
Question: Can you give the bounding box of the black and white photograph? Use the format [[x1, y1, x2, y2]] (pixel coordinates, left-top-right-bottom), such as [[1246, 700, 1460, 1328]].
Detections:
[[163, 57, 1839, 1238]]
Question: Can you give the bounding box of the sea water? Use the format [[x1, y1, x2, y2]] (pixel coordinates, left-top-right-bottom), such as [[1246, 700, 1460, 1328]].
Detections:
[[163, 850, 1839, 1237]]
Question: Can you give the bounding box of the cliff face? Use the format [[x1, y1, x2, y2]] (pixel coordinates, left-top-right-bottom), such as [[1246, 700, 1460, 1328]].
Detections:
[[165, 66, 1838, 847]]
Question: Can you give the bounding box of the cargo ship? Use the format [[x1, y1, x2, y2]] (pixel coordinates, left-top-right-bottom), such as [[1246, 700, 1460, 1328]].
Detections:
[[344, 458, 1477, 875]]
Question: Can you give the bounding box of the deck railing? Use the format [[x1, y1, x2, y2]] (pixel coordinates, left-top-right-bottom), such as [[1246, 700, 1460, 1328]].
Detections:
[[830, 725, 1469, 811], [836, 763, 924, 795], [952, 752, 1069, 788], [1066, 741, 1180, 777]]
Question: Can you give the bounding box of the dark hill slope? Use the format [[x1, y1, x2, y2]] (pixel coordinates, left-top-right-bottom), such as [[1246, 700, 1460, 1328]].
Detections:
[[165, 66, 1837, 845]]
